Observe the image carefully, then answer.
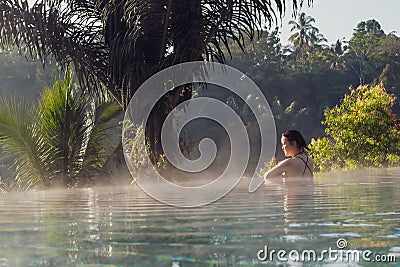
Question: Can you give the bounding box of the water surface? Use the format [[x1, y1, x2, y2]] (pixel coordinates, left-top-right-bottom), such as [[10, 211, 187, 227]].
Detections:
[[0, 168, 399, 266]]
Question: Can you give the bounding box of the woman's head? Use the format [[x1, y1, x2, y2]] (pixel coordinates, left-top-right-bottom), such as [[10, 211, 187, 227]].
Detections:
[[281, 130, 308, 157]]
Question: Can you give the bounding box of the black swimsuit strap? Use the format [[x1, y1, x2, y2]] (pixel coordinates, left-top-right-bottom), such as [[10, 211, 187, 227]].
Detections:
[[296, 156, 313, 177]]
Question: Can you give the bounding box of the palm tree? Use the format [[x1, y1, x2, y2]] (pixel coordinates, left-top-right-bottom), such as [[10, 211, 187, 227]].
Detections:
[[0, 0, 311, 172], [328, 39, 347, 70], [0, 67, 122, 190], [288, 12, 326, 56]]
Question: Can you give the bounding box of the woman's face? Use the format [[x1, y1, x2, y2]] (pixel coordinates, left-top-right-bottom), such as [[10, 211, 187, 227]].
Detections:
[[281, 136, 297, 157]]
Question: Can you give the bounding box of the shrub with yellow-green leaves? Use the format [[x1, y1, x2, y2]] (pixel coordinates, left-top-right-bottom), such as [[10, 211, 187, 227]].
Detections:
[[309, 84, 400, 172]]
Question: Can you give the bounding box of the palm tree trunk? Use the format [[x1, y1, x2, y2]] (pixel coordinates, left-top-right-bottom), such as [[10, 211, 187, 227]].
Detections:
[[147, 84, 193, 164]]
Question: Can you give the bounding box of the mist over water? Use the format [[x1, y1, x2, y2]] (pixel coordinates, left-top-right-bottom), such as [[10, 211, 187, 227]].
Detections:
[[123, 62, 276, 207]]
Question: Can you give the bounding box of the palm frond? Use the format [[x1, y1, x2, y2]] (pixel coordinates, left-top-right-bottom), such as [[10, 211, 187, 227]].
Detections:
[[1, 0, 312, 109], [0, 97, 47, 189], [0, 65, 121, 189], [0, 177, 11, 193], [0, 0, 109, 99], [200, 0, 310, 62], [102, 0, 312, 105], [79, 101, 122, 182], [37, 66, 122, 186], [37, 66, 93, 186]]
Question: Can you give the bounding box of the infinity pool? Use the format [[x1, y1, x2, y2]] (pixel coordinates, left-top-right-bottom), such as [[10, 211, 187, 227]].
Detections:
[[0, 168, 399, 266]]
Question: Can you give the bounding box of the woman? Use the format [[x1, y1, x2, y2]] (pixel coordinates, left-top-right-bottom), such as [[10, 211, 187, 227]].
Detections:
[[264, 130, 313, 179]]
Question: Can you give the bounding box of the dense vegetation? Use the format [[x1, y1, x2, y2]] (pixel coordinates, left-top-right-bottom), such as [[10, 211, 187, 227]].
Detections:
[[1, 0, 312, 170], [308, 84, 400, 172], [0, 13, 399, 187], [224, 18, 400, 159], [0, 0, 312, 187]]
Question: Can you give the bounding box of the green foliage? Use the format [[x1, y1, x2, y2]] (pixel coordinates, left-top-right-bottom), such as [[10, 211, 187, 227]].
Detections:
[[0, 67, 122, 190], [309, 84, 400, 172], [0, 97, 47, 189], [223, 18, 400, 144], [123, 123, 149, 180], [257, 157, 278, 177], [123, 123, 166, 181], [309, 137, 341, 172], [347, 19, 387, 85], [288, 12, 327, 57], [226, 29, 284, 76], [2, 12, 400, 177], [272, 97, 309, 134]]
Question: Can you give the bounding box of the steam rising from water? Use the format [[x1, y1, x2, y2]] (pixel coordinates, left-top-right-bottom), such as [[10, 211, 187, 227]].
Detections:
[[123, 61, 276, 207]]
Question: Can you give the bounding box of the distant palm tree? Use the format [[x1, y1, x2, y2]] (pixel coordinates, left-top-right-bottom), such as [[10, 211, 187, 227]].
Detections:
[[0, 67, 122, 190], [328, 39, 347, 70], [288, 12, 327, 56]]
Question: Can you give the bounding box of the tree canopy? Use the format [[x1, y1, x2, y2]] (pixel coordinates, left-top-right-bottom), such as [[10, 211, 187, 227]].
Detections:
[[223, 18, 400, 159], [0, 0, 312, 108], [0, 0, 315, 168], [1, 8, 399, 179]]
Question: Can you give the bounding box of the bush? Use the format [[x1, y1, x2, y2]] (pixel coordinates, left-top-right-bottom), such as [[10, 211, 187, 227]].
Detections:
[[309, 84, 400, 172]]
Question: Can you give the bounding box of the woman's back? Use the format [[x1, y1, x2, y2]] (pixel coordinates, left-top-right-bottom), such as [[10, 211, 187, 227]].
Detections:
[[266, 153, 313, 178], [282, 154, 313, 178]]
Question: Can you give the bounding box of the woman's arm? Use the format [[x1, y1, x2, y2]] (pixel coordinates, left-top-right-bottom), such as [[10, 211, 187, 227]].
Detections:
[[264, 158, 293, 179]]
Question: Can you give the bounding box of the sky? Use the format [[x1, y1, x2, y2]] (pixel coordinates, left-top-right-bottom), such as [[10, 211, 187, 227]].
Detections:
[[277, 0, 400, 44]]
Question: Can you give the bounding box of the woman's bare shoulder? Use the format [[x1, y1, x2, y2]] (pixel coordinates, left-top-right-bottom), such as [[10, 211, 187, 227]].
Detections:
[[277, 158, 296, 166], [265, 158, 293, 178]]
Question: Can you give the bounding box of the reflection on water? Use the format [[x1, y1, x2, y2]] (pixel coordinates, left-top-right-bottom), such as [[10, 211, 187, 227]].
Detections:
[[0, 168, 399, 266]]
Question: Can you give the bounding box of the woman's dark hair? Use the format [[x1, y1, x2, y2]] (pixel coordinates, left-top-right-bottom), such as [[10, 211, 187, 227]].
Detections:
[[282, 130, 309, 150]]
